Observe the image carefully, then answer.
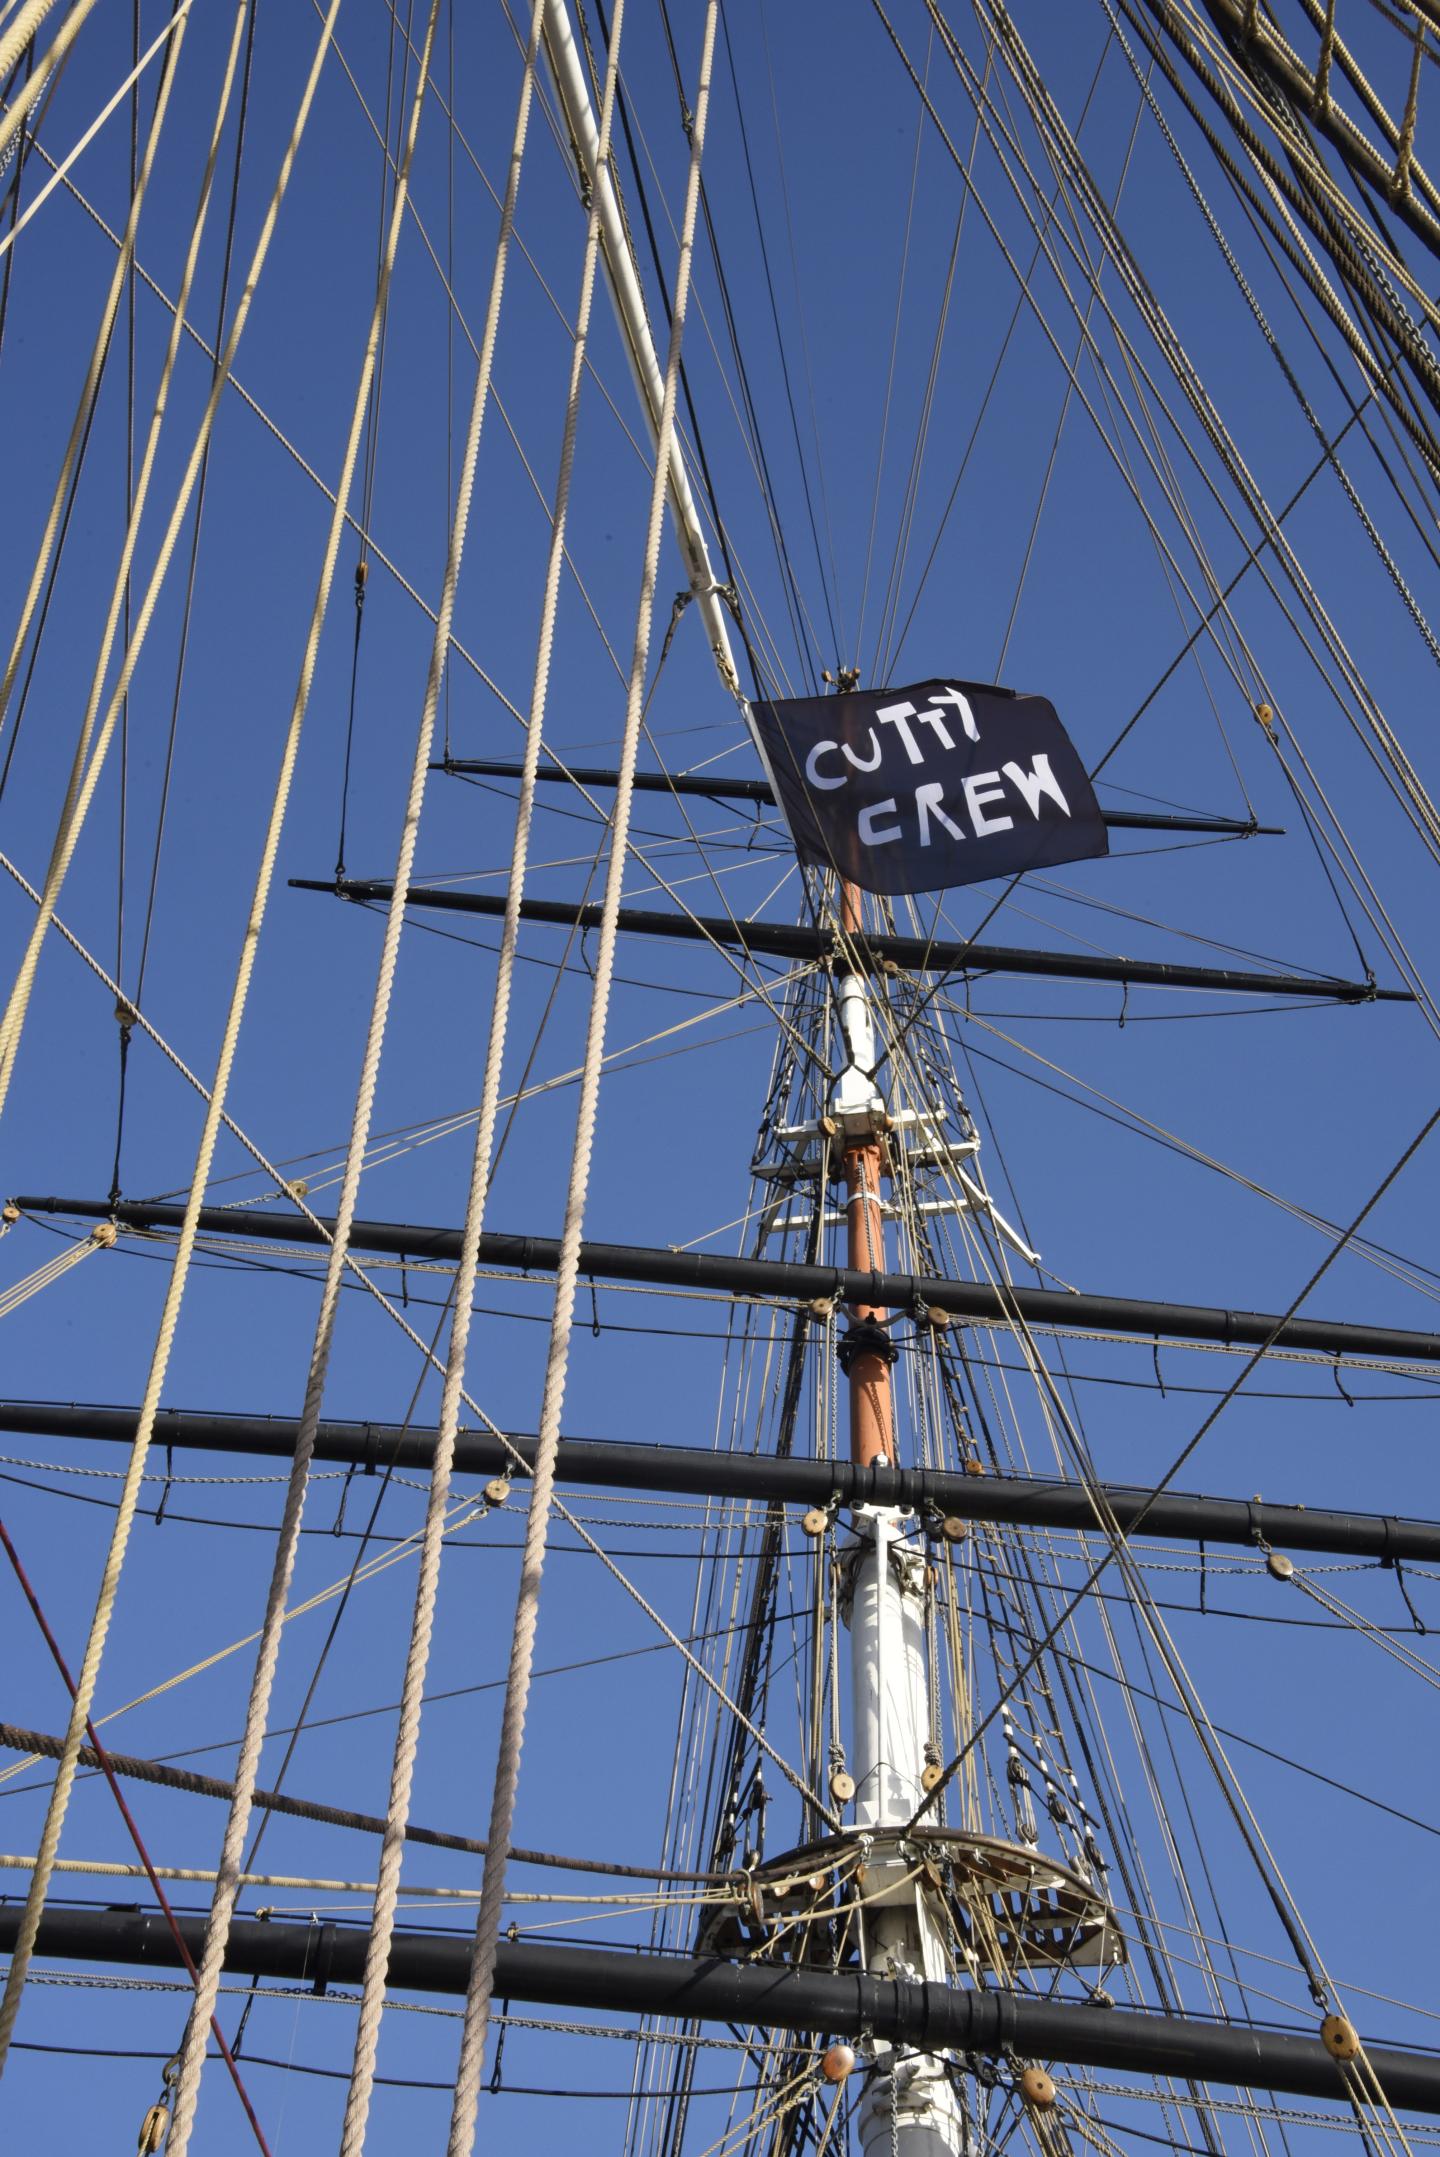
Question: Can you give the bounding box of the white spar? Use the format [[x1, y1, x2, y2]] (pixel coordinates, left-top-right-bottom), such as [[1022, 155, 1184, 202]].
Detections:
[[539, 0, 741, 697]]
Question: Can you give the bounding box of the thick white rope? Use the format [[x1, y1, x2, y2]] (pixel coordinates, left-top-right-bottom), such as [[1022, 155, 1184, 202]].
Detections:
[[0, 0, 101, 163], [0, 0, 203, 1106], [160, 50, 547, 2044], [444, 10, 722, 2148], [0, 0, 185, 751], [169, 4, 547, 2140], [151, 9, 455, 2149], [0, 0, 196, 262], [0, 0, 324, 1121], [0, 0, 346, 2082], [1, 0, 227, 1110], [0, 0, 63, 83], [336, 3, 621, 2145]]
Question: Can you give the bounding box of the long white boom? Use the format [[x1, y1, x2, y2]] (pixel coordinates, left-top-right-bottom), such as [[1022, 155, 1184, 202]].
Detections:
[[540, 0, 741, 697]]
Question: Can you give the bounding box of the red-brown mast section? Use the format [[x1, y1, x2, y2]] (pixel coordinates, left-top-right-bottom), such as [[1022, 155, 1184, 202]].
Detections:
[[840, 878, 896, 1469]]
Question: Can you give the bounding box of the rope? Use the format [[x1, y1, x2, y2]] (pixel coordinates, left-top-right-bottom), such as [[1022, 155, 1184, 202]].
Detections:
[[445, 10, 722, 2148], [0, 1523, 272, 2155], [0, 1853, 721, 1910], [0, 0, 293, 2076], [338, 1, 620, 2142], [0, 0, 62, 84], [0, 0, 194, 261], [956, 0, 1440, 869], [0, 1218, 111, 1315], [1098, 0, 1440, 673], [0, 0, 181, 765], [0, 0, 310, 1122], [154, 9, 446, 2145], [0, 1718, 724, 1884], [0, 0, 280, 2070], [1, 0, 242, 1144], [0, 0, 101, 164], [1394, 13, 1425, 196]]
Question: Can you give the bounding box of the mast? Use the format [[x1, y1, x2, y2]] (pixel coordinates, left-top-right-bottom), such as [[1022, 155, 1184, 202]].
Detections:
[[835, 872, 969, 2156]]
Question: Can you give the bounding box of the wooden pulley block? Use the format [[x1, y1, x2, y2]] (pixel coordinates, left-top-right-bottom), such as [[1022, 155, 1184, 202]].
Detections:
[[1266, 1550, 1294, 1581], [829, 1768, 855, 1804], [940, 1516, 968, 1543], [921, 1762, 944, 1792], [137, 2104, 170, 2154], [1019, 2066, 1056, 2110], [1321, 2014, 1361, 2061], [822, 2042, 856, 2082], [801, 1508, 829, 1538], [483, 1479, 510, 1507], [963, 1457, 985, 1477]]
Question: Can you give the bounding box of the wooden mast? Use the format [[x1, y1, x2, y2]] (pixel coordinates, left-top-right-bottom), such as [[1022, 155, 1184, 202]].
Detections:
[[840, 875, 897, 1470]]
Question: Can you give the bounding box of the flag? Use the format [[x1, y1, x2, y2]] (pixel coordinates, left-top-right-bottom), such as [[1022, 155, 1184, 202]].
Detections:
[[750, 679, 1108, 897]]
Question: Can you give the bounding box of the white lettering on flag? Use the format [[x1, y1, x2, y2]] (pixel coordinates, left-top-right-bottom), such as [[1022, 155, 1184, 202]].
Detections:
[[963, 772, 1013, 837], [933, 687, 981, 742], [1002, 752, 1071, 820], [875, 702, 925, 764], [805, 740, 845, 789], [915, 782, 964, 848], [842, 729, 883, 773], [859, 798, 902, 846]]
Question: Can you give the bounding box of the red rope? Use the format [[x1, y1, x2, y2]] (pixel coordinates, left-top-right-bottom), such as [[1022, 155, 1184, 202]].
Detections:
[[0, 1516, 274, 2155]]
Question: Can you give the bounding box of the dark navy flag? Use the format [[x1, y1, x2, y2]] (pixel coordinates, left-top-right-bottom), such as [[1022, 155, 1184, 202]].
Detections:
[[751, 678, 1108, 897]]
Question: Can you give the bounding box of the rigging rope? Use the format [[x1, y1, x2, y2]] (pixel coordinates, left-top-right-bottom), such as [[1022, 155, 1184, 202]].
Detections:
[[445, 12, 722, 2146], [0, 0, 192, 260], [0, 0, 301, 1120], [0, 0, 63, 83], [0, 0, 100, 165], [0, 1217, 111, 1315], [0, 0, 283, 2075], [0, 1520, 273, 2154], [338, 2, 625, 2140], [1, 0, 229, 1143], [152, 8, 452, 2145], [0, 4, 183, 775], [937, 0, 1440, 882]]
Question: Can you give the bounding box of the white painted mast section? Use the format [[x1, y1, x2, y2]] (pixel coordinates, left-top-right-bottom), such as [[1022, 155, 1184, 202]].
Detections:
[[849, 1510, 930, 1830], [539, 0, 741, 698], [835, 963, 970, 2157]]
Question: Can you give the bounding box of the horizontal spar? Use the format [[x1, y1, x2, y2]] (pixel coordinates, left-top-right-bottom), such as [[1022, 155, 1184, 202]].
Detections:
[[3, 1907, 1438, 2110], [289, 880, 1410, 1003], [16, 1196, 1440, 1364], [432, 758, 1285, 836], [4, 1398, 1438, 1560]]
